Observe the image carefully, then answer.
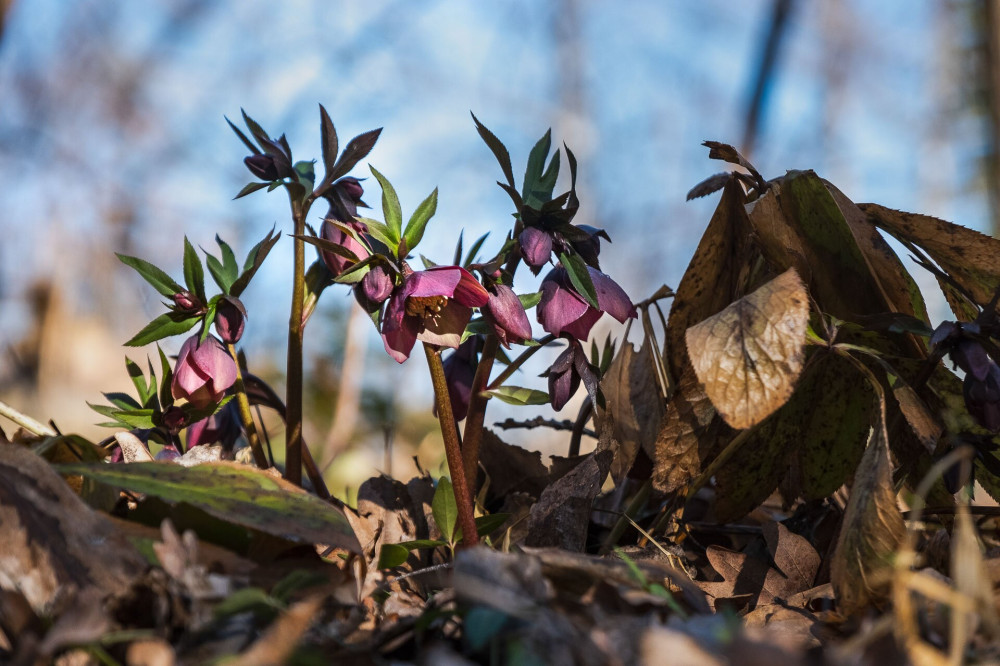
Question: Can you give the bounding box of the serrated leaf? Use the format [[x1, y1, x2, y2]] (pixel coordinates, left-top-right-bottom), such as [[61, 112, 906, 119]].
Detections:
[[117, 253, 184, 299], [182, 237, 206, 304], [402, 187, 438, 253], [355, 216, 399, 256], [485, 386, 549, 406], [686, 172, 733, 201], [830, 398, 905, 615], [125, 312, 201, 347], [294, 233, 361, 265], [369, 166, 402, 243], [319, 104, 339, 180], [464, 232, 490, 267], [559, 251, 599, 309], [432, 476, 459, 544], [534, 149, 560, 203], [205, 254, 231, 295], [685, 268, 809, 430], [522, 129, 552, 204], [103, 391, 142, 410], [58, 461, 360, 552], [329, 128, 382, 182], [231, 228, 280, 297], [331, 254, 376, 285], [226, 116, 260, 155], [109, 408, 157, 429], [240, 109, 271, 150], [471, 112, 515, 189], [125, 357, 150, 403], [234, 181, 269, 199]]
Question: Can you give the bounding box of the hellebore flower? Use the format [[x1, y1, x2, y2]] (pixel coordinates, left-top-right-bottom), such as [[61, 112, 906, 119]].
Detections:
[[172, 290, 202, 313], [537, 266, 636, 340], [440, 337, 480, 421], [171, 334, 237, 409], [570, 225, 611, 269], [519, 227, 553, 272], [214, 296, 247, 345], [483, 283, 532, 347], [244, 148, 295, 182], [355, 264, 394, 312], [547, 345, 581, 411], [185, 401, 241, 450], [965, 361, 1000, 432], [381, 266, 489, 363], [320, 178, 370, 276]]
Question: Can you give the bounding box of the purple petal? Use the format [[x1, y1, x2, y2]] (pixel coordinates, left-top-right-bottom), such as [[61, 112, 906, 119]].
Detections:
[[537, 275, 592, 337], [485, 284, 532, 346], [452, 268, 490, 307], [320, 220, 369, 276], [172, 335, 207, 399], [418, 303, 472, 349], [519, 227, 553, 269], [588, 267, 636, 323], [214, 296, 247, 344], [407, 266, 462, 298], [381, 289, 419, 362], [952, 340, 993, 382], [547, 347, 580, 411], [561, 307, 602, 341], [930, 321, 959, 349], [189, 336, 237, 394]]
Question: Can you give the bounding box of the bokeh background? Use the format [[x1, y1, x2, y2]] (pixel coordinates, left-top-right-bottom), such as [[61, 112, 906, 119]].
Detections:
[[0, 0, 996, 499]]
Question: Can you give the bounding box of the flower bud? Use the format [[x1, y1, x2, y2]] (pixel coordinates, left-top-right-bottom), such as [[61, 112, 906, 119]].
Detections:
[[546, 345, 581, 411], [320, 219, 370, 276], [519, 227, 553, 272], [171, 334, 237, 409], [161, 406, 187, 433], [214, 296, 247, 344], [244, 154, 281, 181], [355, 265, 393, 312], [484, 283, 532, 347], [172, 290, 201, 312]]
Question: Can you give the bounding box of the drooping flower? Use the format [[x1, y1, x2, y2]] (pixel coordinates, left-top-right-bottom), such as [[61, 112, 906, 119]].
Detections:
[[537, 265, 635, 340], [483, 283, 532, 347], [381, 266, 489, 363], [519, 226, 553, 272], [185, 401, 241, 450], [171, 334, 237, 409], [441, 336, 480, 421], [965, 361, 1000, 432], [546, 345, 581, 411], [214, 296, 247, 345], [569, 225, 611, 269], [319, 177, 370, 276], [355, 264, 394, 312]]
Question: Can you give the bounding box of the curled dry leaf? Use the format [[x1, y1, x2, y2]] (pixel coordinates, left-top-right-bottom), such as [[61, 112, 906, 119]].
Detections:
[[685, 268, 809, 430], [830, 398, 905, 615], [686, 172, 733, 201]]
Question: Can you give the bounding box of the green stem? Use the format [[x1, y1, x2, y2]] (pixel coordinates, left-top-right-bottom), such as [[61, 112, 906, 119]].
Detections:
[[460, 335, 499, 493], [424, 343, 479, 548], [226, 344, 269, 468]]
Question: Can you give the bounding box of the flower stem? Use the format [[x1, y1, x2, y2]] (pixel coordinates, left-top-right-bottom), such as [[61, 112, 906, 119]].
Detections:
[[423, 343, 479, 548], [226, 343, 269, 468], [285, 196, 311, 486], [460, 335, 499, 493]]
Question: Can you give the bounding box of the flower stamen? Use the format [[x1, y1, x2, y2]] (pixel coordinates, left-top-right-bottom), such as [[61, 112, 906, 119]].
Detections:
[[406, 295, 449, 320]]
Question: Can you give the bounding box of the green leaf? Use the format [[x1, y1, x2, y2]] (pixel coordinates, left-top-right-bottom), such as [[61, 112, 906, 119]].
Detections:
[[331, 254, 377, 285], [464, 232, 490, 267], [378, 544, 410, 569], [319, 104, 339, 181], [117, 253, 184, 298], [108, 408, 157, 429], [125, 312, 201, 347], [234, 182, 268, 199], [369, 166, 402, 244], [270, 569, 331, 604], [240, 109, 271, 150], [295, 233, 361, 265], [125, 357, 150, 403], [182, 237, 206, 304], [518, 291, 542, 310], [226, 116, 260, 155], [157, 345, 173, 409], [355, 217, 399, 257], [471, 112, 515, 189], [432, 476, 459, 543], [536, 149, 561, 202], [558, 252, 599, 309], [231, 228, 280, 297], [103, 392, 141, 410], [57, 462, 361, 552], [214, 587, 284, 620], [473, 512, 510, 538], [522, 129, 552, 204], [217, 236, 239, 281], [485, 386, 550, 406], [402, 187, 438, 254]]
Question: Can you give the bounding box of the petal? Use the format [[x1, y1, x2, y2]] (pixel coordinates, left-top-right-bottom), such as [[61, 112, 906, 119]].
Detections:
[[418, 303, 472, 349], [407, 267, 462, 298], [519, 227, 553, 269], [537, 278, 591, 337], [588, 267, 636, 323], [190, 335, 237, 393], [381, 290, 419, 363], [548, 347, 580, 411], [952, 340, 992, 382], [486, 284, 532, 346], [361, 265, 393, 303], [452, 268, 490, 307], [561, 307, 602, 341], [171, 335, 208, 399]]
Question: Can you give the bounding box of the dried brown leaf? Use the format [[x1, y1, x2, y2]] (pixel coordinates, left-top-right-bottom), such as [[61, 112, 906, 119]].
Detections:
[[0, 444, 146, 614], [600, 336, 666, 482], [525, 449, 612, 551], [686, 172, 733, 201], [830, 398, 905, 615], [685, 268, 809, 430], [236, 593, 326, 666], [702, 141, 765, 187], [651, 367, 723, 494]]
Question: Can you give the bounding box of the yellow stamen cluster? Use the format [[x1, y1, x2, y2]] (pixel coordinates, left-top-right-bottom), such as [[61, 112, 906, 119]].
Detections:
[[405, 295, 449, 320]]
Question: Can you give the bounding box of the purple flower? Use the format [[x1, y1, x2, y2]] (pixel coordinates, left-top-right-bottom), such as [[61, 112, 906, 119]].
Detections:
[[355, 264, 394, 312], [483, 283, 532, 347], [155, 445, 181, 462], [171, 334, 237, 409], [381, 266, 490, 363], [547, 345, 581, 411], [214, 296, 247, 345], [537, 266, 636, 340], [570, 225, 611, 269], [320, 219, 370, 277], [185, 401, 241, 450], [172, 290, 202, 313], [965, 362, 1000, 432], [519, 227, 553, 273], [441, 337, 480, 421]]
